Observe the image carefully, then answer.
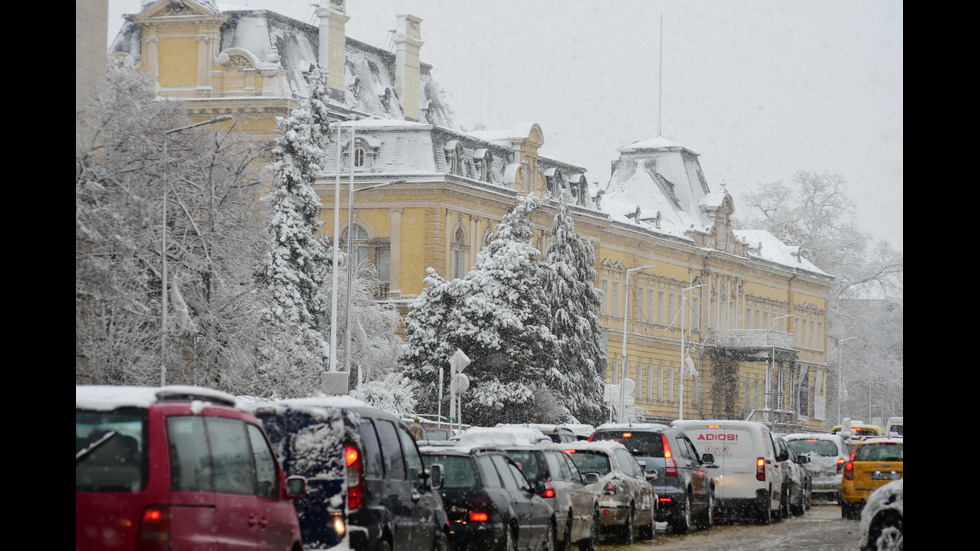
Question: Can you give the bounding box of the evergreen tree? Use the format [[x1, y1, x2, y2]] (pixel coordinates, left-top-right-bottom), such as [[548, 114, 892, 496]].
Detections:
[[544, 196, 610, 425], [254, 66, 333, 395], [403, 194, 562, 425]]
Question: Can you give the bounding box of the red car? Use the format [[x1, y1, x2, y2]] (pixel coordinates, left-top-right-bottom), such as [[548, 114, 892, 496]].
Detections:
[[76, 385, 307, 551]]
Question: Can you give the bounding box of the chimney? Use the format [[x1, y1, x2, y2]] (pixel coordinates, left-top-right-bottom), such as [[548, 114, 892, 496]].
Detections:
[[316, 0, 349, 93], [394, 14, 423, 121]]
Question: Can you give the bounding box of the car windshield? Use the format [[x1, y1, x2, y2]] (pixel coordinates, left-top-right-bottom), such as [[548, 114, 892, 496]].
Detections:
[[505, 450, 545, 482], [76, 409, 147, 492], [423, 454, 477, 488], [566, 450, 611, 475], [787, 438, 840, 457], [592, 430, 664, 456], [854, 444, 903, 462]]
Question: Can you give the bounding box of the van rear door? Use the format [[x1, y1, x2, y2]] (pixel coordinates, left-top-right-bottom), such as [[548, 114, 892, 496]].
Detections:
[[683, 424, 759, 501]]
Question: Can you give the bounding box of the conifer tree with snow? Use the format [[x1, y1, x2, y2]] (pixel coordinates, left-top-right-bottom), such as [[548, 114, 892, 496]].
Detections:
[[544, 195, 610, 425], [253, 65, 333, 396], [402, 194, 562, 425]]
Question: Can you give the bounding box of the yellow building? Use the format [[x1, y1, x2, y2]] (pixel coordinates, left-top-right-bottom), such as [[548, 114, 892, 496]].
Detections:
[[111, 0, 833, 431]]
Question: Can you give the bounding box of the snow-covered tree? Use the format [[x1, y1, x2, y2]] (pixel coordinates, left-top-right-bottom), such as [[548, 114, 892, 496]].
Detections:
[[544, 195, 610, 425], [735, 170, 903, 425], [402, 194, 562, 425], [253, 66, 334, 396], [76, 66, 269, 389]]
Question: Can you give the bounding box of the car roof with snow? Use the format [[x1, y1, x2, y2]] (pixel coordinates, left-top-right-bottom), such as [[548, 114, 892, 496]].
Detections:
[[76, 385, 239, 411], [562, 439, 629, 454], [595, 422, 671, 431], [458, 426, 553, 448]]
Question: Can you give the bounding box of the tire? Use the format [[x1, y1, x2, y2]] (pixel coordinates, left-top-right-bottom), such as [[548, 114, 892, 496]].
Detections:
[[695, 491, 714, 531], [378, 539, 392, 551], [559, 511, 572, 551], [578, 508, 599, 551], [672, 493, 692, 534], [869, 518, 903, 551], [543, 521, 556, 551], [505, 524, 517, 551], [791, 484, 805, 516], [638, 504, 656, 540], [757, 491, 773, 525], [618, 506, 634, 545]]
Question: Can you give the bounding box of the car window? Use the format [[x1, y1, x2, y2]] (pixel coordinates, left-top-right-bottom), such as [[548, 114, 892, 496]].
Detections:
[[76, 409, 147, 492], [568, 450, 611, 475], [786, 438, 840, 456], [614, 449, 637, 476], [506, 450, 544, 482], [507, 461, 532, 491], [357, 420, 385, 477], [246, 423, 278, 499], [167, 416, 214, 492], [397, 426, 425, 489], [424, 454, 477, 488], [374, 419, 406, 480], [545, 451, 574, 481], [560, 452, 584, 482], [854, 444, 903, 462], [680, 435, 701, 461], [477, 455, 503, 488], [593, 430, 663, 456], [207, 417, 258, 495], [490, 454, 521, 491]]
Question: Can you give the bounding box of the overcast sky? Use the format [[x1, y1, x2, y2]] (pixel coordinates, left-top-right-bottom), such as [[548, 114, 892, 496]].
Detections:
[[108, 1, 903, 251]]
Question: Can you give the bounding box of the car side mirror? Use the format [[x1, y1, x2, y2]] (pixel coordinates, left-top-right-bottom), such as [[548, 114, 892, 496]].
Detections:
[[778, 450, 789, 462], [428, 464, 444, 490], [701, 453, 715, 464], [797, 455, 810, 464], [285, 475, 307, 499], [645, 470, 658, 481], [638, 460, 647, 471], [533, 482, 547, 495], [583, 472, 600, 485]]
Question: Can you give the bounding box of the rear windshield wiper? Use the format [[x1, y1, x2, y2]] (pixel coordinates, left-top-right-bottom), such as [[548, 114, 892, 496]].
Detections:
[[76, 430, 118, 462]]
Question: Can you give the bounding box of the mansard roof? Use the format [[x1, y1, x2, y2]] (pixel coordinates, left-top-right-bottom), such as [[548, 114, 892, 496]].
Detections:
[[109, 6, 457, 129]]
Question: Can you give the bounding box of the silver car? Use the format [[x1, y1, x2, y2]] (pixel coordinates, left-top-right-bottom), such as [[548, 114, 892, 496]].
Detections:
[[783, 433, 849, 502], [564, 440, 657, 544]]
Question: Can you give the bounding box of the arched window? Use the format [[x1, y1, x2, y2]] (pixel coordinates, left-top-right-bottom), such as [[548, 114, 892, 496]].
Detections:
[[353, 147, 365, 168], [452, 227, 468, 279], [342, 223, 370, 267], [341, 223, 391, 297]]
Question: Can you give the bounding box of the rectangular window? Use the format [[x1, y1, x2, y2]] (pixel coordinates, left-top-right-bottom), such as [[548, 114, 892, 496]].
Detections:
[[636, 288, 644, 320], [658, 292, 665, 325], [601, 280, 609, 315], [378, 246, 391, 283], [612, 282, 620, 317], [207, 417, 256, 496], [658, 365, 664, 401]]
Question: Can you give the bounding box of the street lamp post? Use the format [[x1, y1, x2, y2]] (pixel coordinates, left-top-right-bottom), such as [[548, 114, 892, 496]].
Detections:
[[678, 284, 705, 420], [833, 336, 857, 426], [620, 265, 656, 422], [160, 115, 232, 387]]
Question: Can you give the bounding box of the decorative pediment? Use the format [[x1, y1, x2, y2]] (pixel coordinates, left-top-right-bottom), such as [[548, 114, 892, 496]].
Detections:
[[134, 0, 223, 23]]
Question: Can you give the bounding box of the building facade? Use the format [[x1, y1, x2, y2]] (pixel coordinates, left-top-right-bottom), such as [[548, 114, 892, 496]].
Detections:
[[110, 0, 833, 430]]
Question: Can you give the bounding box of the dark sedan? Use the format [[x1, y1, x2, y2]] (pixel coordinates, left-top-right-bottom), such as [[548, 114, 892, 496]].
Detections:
[[422, 447, 556, 551]]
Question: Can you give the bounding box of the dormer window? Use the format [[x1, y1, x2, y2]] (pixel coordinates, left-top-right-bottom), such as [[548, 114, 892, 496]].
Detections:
[[343, 136, 381, 172], [473, 148, 492, 182], [444, 140, 464, 176]]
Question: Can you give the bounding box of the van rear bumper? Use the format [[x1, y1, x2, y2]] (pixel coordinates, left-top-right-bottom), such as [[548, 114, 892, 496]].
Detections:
[[713, 490, 770, 518]]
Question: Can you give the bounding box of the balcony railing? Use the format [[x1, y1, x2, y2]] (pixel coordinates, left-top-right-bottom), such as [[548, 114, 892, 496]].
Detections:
[[706, 329, 794, 350]]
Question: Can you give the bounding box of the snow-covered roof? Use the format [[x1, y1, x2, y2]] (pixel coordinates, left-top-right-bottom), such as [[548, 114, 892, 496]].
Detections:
[[75, 385, 240, 411], [109, 5, 457, 129], [457, 426, 553, 447], [595, 422, 671, 431], [733, 229, 829, 276]]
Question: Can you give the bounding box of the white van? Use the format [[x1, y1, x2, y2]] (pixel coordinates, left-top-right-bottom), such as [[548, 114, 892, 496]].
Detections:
[[886, 416, 903, 437], [672, 420, 785, 524]]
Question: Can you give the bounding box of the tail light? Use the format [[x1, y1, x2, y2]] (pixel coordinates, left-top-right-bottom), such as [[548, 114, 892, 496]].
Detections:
[[837, 458, 846, 474], [588, 433, 595, 442], [843, 461, 854, 481], [345, 444, 364, 511], [136, 506, 170, 551], [538, 481, 557, 498], [756, 457, 766, 481], [662, 434, 678, 477], [604, 478, 625, 495], [469, 495, 493, 522]]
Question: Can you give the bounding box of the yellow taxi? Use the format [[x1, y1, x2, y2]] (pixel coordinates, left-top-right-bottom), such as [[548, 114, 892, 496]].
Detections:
[[840, 437, 903, 519]]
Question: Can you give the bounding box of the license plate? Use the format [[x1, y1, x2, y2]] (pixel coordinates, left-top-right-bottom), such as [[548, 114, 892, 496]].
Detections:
[[872, 471, 900, 480]]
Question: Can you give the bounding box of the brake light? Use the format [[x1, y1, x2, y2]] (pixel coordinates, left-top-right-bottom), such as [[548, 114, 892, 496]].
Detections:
[[843, 461, 854, 481], [469, 495, 492, 522], [345, 444, 364, 511], [564, 449, 577, 454], [707, 424, 721, 428], [137, 506, 170, 551], [538, 481, 557, 498], [622, 432, 632, 438], [837, 457, 846, 474], [662, 434, 678, 477], [756, 457, 766, 481]]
